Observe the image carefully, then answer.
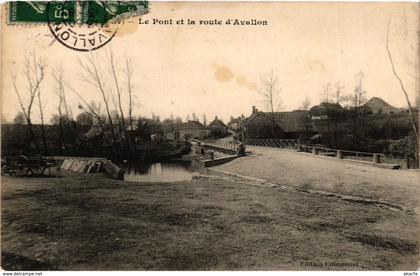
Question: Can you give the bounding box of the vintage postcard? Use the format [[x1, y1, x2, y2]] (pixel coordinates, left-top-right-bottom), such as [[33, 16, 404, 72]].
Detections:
[[0, 1, 419, 272]]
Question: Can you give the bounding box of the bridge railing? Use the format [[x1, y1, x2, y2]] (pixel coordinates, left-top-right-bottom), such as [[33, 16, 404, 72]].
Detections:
[[246, 138, 300, 150], [202, 142, 238, 155], [245, 139, 388, 164]]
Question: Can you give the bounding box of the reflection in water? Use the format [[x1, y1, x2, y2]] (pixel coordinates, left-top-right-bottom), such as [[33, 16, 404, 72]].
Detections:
[[123, 161, 198, 183]]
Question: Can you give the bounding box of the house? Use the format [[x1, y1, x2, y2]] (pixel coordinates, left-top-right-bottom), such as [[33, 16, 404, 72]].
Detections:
[[363, 97, 401, 114], [245, 106, 311, 139], [228, 115, 245, 131], [208, 116, 227, 137], [310, 102, 343, 119], [165, 120, 209, 140]]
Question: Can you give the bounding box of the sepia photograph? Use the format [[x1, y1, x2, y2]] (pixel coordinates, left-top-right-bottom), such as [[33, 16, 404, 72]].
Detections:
[[0, 1, 419, 272]]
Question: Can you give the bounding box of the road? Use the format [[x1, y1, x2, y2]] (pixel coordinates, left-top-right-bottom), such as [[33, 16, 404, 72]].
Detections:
[[215, 146, 420, 212]]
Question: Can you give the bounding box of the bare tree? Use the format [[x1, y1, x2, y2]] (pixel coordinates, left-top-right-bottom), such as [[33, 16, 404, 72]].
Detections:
[[202, 114, 207, 126], [300, 96, 313, 143], [348, 71, 369, 150], [352, 71, 368, 108], [68, 85, 111, 147], [386, 19, 418, 143], [52, 66, 65, 154], [11, 51, 46, 153], [36, 85, 48, 155], [106, 49, 131, 150], [334, 82, 345, 104], [123, 57, 135, 133], [300, 95, 312, 110], [321, 83, 331, 103], [192, 112, 198, 121], [259, 70, 282, 126], [79, 52, 117, 145]]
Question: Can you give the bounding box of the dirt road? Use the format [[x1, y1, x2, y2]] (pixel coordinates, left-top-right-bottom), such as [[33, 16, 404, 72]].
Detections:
[[1, 166, 418, 270]]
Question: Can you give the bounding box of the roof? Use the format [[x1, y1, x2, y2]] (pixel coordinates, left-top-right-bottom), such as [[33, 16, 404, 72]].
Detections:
[[84, 124, 103, 139], [310, 102, 343, 111], [126, 122, 139, 131], [209, 118, 226, 128], [83, 124, 123, 142], [179, 120, 206, 131], [247, 111, 308, 133], [363, 97, 400, 114]]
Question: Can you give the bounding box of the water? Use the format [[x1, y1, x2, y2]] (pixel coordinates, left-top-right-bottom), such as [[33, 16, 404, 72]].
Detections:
[[123, 161, 198, 183]]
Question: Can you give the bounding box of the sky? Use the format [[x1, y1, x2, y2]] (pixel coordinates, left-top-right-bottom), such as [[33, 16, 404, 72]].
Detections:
[[1, 2, 419, 124]]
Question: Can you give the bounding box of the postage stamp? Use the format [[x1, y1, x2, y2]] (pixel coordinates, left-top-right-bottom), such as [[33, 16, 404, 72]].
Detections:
[[8, 1, 149, 25], [8, 1, 149, 51]]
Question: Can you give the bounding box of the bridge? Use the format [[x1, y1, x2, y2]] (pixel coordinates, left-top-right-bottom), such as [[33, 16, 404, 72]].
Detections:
[[211, 145, 419, 212]]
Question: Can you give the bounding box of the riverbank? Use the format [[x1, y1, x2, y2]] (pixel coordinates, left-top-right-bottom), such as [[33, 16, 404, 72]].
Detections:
[[1, 170, 418, 270]]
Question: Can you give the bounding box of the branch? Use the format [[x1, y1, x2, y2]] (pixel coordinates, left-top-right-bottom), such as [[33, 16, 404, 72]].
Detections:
[[386, 19, 418, 142]]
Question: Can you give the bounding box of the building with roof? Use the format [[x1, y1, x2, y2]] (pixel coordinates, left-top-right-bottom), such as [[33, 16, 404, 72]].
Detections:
[[165, 120, 209, 140], [245, 106, 311, 139], [362, 97, 401, 114], [228, 115, 246, 131], [208, 116, 227, 137]]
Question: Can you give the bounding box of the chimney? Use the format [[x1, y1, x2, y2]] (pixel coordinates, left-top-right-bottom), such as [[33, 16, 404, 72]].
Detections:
[[252, 106, 258, 114], [215, 116, 218, 120]]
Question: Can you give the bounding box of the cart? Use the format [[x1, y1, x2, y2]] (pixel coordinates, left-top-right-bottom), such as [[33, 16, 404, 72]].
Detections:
[[1, 155, 56, 177]]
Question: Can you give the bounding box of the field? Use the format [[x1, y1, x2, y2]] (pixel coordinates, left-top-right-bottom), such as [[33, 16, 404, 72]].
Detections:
[[1, 150, 419, 271]]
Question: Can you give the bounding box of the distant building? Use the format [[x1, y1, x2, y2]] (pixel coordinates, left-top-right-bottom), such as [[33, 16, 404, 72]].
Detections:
[[246, 106, 309, 139], [165, 120, 209, 140], [310, 102, 343, 120], [208, 116, 227, 136], [363, 97, 401, 114], [228, 115, 245, 131]]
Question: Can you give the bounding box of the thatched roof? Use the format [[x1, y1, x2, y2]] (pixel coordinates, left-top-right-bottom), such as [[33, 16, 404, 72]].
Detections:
[[179, 120, 206, 130], [363, 97, 400, 114]]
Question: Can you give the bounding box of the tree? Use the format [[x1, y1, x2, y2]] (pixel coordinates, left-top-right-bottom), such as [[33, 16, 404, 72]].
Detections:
[[321, 83, 331, 103], [202, 114, 207, 126], [123, 57, 136, 142], [52, 65, 68, 154], [106, 49, 131, 150], [258, 70, 283, 137], [299, 96, 312, 144], [79, 51, 117, 146], [386, 19, 418, 167], [192, 112, 197, 121], [348, 71, 369, 150], [174, 117, 183, 124], [76, 112, 94, 127], [69, 86, 112, 147], [352, 71, 367, 108], [300, 95, 311, 110], [13, 112, 26, 124], [11, 51, 46, 154], [334, 82, 346, 104]]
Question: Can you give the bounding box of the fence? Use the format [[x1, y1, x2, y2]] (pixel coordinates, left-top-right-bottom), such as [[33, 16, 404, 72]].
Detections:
[[246, 139, 300, 150], [202, 142, 238, 155], [298, 144, 385, 163], [244, 139, 394, 165]]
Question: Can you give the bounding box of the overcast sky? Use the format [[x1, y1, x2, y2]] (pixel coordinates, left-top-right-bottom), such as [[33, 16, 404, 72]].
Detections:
[[1, 2, 418, 124]]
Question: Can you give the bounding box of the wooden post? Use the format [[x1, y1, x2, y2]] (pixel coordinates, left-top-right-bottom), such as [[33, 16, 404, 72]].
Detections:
[[312, 147, 318, 155], [372, 154, 380, 163], [336, 150, 343, 159]]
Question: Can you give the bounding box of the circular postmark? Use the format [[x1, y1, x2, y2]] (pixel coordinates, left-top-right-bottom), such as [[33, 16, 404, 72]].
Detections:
[[47, 2, 118, 51]]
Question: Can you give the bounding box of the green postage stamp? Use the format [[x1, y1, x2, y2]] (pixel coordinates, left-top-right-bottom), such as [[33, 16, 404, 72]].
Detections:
[[8, 1, 149, 25]]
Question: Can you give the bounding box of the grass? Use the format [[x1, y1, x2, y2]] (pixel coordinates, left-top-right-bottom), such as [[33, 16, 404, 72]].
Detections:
[[1, 170, 418, 270]]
